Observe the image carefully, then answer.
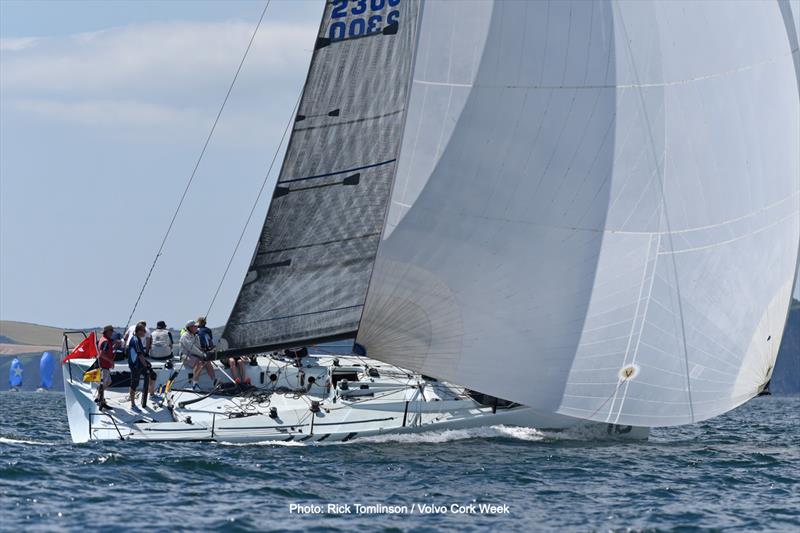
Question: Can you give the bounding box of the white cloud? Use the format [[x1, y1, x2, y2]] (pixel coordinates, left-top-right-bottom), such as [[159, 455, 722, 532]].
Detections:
[[1, 20, 315, 95], [0, 19, 314, 140], [0, 37, 41, 51]]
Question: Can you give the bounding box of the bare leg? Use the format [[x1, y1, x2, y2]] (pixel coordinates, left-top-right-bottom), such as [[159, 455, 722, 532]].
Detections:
[[205, 362, 216, 381], [99, 372, 112, 406], [228, 358, 240, 381], [98, 374, 110, 404]]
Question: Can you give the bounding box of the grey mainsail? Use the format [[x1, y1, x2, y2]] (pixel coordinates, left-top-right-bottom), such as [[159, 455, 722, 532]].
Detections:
[[222, 0, 421, 354]]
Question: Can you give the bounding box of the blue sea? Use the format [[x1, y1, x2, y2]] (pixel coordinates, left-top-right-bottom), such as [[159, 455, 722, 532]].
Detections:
[[0, 392, 797, 532]]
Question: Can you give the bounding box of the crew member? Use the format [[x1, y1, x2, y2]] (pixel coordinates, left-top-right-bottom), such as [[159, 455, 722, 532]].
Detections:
[[226, 354, 251, 386], [95, 325, 116, 410], [127, 323, 153, 411], [150, 321, 173, 361], [196, 316, 214, 352], [181, 320, 216, 391], [124, 320, 152, 353]]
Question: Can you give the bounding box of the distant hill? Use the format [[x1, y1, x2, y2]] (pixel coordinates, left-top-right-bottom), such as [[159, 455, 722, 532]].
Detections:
[[0, 320, 64, 347]]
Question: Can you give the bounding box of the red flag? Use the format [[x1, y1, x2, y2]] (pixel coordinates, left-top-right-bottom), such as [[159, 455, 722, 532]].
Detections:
[[63, 332, 98, 362]]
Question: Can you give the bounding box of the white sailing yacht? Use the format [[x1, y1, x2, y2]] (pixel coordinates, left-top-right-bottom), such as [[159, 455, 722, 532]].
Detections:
[[63, 0, 800, 443]]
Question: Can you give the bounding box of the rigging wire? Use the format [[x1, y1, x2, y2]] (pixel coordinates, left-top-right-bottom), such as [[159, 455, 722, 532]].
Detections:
[[204, 91, 303, 320], [125, 0, 272, 328]]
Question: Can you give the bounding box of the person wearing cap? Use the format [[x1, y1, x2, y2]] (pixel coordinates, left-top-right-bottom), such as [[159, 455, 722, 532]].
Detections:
[[95, 325, 116, 410], [196, 316, 215, 352], [150, 321, 174, 361], [123, 320, 152, 353], [180, 320, 216, 391]]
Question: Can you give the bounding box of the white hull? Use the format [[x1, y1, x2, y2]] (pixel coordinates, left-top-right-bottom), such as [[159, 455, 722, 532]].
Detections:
[[63, 352, 648, 443]]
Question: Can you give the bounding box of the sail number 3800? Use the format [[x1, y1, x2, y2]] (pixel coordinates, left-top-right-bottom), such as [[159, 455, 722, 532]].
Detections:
[[329, 0, 401, 41]]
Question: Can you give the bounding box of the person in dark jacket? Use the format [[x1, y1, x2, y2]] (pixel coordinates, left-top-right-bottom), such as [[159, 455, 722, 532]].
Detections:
[[127, 324, 152, 411]]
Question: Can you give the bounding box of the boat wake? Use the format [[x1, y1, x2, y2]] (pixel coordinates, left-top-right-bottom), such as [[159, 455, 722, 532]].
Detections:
[[356, 425, 547, 444], [218, 425, 548, 447], [0, 436, 57, 446], [218, 423, 647, 447]]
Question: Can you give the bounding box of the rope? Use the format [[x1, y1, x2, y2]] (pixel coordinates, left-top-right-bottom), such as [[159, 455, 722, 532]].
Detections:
[[204, 91, 303, 320], [125, 0, 271, 328]]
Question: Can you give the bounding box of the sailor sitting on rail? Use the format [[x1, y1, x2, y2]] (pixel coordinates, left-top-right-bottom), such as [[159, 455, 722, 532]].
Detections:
[[181, 320, 217, 391], [226, 354, 252, 386], [149, 321, 174, 361]]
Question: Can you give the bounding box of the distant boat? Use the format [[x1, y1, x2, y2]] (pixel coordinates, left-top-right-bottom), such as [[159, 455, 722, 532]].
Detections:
[[38, 352, 55, 391], [9, 357, 23, 391]]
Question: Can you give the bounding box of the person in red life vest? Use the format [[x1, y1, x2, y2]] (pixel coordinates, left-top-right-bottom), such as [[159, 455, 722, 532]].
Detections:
[[95, 325, 116, 410]]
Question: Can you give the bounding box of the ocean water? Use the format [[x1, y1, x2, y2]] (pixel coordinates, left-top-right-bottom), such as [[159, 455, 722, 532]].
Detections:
[[0, 392, 797, 532]]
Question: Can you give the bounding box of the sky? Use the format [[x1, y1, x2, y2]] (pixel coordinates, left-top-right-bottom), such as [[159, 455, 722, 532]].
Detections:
[[1, 0, 321, 328]]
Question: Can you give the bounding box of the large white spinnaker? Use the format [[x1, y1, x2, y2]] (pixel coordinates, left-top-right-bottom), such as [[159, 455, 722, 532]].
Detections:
[[358, 0, 800, 426]]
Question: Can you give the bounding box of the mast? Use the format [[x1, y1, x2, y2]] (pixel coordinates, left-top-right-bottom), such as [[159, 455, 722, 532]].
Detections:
[[221, 0, 422, 355]]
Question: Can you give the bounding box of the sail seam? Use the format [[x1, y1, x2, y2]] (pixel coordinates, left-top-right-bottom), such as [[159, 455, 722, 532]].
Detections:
[[293, 109, 404, 132], [411, 47, 798, 90], [259, 232, 381, 255], [656, 209, 798, 255], [228, 304, 363, 327], [278, 159, 397, 184], [396, 203, 797, 236]]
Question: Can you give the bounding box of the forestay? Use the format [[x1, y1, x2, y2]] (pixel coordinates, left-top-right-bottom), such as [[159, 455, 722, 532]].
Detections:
[[358, 0, 800, 426], [222, 0, 421, 355]]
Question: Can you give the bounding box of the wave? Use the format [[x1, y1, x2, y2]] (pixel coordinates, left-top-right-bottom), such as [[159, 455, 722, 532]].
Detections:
[[355, 425, 547, 444]]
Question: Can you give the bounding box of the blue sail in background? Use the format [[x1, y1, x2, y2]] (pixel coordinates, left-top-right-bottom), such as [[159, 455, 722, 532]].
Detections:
[[39, 352, 55, 389], [9, 358, 23, 388]]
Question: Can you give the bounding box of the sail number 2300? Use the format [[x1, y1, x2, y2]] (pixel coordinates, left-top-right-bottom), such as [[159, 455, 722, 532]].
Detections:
[[329, 0, 401, 40]]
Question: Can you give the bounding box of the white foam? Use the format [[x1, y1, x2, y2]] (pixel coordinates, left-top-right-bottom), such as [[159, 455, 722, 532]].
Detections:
[[218, 439, 306, 447], [356, 425, 546, 444], [0, 436, 57, 446], [214, 425, 546, 447], [212, 424, 646, 447]]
